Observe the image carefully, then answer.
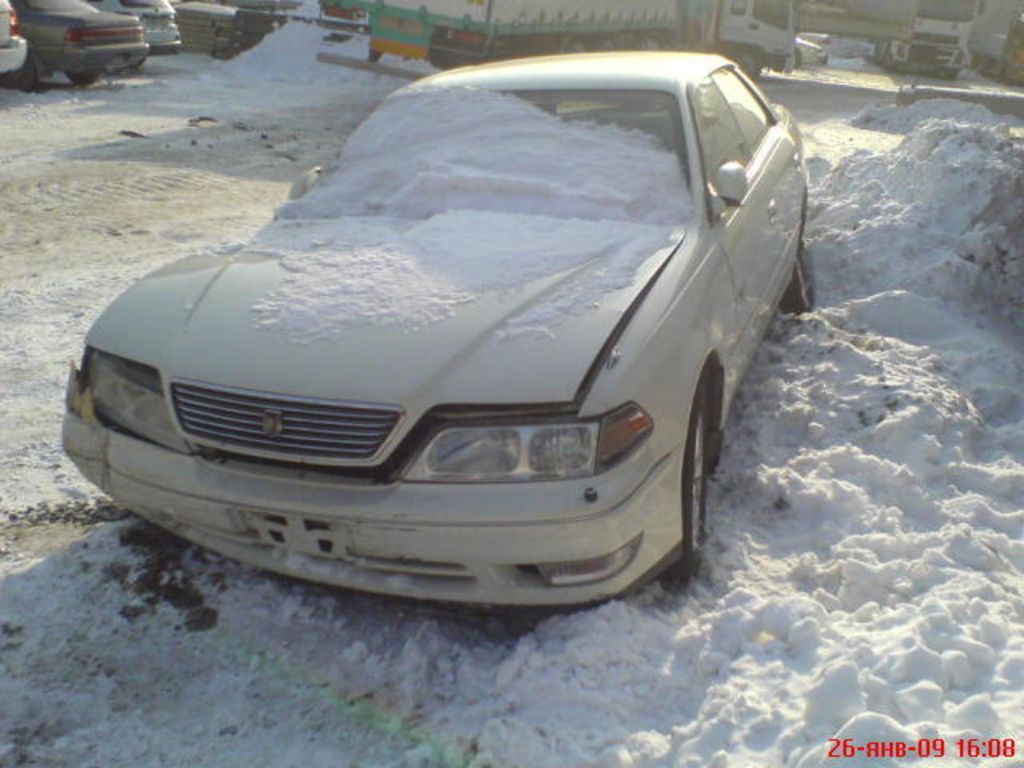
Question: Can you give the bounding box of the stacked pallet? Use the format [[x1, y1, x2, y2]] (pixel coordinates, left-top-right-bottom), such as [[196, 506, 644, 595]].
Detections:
[[176, 2, 291, 58], [176, 2, 238, 57], [230, 8, 288, 55]]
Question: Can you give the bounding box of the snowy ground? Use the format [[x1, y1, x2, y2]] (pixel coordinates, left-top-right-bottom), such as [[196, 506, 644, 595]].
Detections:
[[2, 24, 1023, 768]]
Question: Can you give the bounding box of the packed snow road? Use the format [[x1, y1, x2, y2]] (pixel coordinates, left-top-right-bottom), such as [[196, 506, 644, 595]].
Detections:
[[2, 26, 1023, 768]]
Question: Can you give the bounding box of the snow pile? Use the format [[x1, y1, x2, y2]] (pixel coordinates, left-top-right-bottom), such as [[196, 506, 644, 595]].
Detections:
[[852, 98, 1021, 132], [255, 87, 690, 339], [219, 20, 387, 85], [815, 108, 1024, 324]]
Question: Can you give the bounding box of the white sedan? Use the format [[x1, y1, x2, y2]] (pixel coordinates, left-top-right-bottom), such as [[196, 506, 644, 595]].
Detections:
[[64, 53, 812, 606], [0, 0, 27, 75]]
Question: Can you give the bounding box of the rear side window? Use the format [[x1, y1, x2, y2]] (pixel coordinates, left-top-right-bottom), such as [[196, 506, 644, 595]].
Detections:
[[711, 69, 774, 152], [753, 0, 790, 29], [693, 77, 750, 176], [729, 0, 749, 14]]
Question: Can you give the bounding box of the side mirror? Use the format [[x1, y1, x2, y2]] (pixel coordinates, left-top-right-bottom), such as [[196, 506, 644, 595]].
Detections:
[[714, 162, 749, 208], [288, 166, 322, 201]]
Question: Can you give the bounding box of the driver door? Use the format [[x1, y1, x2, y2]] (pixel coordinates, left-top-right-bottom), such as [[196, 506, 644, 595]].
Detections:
[[692, 71, 776, 387]]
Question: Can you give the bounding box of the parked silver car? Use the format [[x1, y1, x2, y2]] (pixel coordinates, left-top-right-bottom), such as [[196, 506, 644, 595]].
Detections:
[[64, 53, 812, 606], [84, 0, 179, 55], [8, 0, 146, 89]]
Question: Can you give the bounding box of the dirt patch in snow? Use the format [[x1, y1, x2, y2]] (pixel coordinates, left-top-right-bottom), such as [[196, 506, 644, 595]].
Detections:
[[108, 523, 221, 633]]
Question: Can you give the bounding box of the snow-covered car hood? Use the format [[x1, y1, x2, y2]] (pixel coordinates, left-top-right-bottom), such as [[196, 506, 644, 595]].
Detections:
[[87, 215, 687, 410]]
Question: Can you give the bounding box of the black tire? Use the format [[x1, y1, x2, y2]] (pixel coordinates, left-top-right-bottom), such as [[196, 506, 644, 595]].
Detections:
[[779, 201, 815, 314], [367, 48, 383, 63], [878, 41, 895, 71], [667, 375, 711, 583], [738, 52, 763, 78], [779, 241, 813, 315], [67, 70, 102, 87], [7, 53, 40, 92]]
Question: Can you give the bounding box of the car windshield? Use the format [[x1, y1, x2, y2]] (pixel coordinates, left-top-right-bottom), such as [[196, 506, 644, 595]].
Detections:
[[510, 89, 689, 183], [280, 86, 693, 227], [918, 0, 974, 21]]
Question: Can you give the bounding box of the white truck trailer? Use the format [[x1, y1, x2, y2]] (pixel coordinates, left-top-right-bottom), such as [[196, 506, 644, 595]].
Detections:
[[969, 0, 1024, 82], [321, 0, 795, 74], [797, 0, 977, 78]]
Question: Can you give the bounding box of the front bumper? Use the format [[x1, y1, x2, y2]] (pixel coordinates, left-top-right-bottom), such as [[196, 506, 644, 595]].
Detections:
[[63, 410, 684, 606], [0, 37, 27, 74]]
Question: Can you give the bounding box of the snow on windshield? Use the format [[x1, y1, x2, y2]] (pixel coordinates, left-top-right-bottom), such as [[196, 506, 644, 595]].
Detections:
[[279, 85, 690, 225], [253, 86, 691, 342]]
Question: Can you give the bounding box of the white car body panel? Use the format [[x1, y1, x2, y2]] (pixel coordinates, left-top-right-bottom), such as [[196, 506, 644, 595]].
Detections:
[[0, 0, 27, 73], [64, 53, 808, 606]]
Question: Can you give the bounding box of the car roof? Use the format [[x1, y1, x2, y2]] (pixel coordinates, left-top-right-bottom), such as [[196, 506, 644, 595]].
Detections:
[[418, 52, 731, 94]]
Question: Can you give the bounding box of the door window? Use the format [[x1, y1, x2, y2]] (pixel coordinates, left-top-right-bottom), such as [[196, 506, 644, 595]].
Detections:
[[693, 77, 751, 179], [752, 0, 789, 29], [711, 69, 773, 153], [729, 0, 749, 15]]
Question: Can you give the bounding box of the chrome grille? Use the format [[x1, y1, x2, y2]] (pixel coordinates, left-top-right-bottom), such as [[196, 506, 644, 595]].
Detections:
[[171, 380, 402, 463]]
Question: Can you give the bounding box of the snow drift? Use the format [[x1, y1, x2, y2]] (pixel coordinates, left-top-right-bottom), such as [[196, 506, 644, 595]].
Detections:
[[821, 100, 1024, 326]]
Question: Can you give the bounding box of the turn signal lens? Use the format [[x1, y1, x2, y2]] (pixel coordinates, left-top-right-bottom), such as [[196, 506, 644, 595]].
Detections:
[[596, 403, 653, 470]]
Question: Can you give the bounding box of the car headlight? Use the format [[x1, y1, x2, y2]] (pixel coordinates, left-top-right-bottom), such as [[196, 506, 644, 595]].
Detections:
[[84, 348, 185, 451], [404, 403, 652, 483]]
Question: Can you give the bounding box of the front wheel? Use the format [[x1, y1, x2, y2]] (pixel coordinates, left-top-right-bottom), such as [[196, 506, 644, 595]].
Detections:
[[738, 52, 764, 78], [780, 200, 815, 314], [779, 241, 814, 314], [666, 376, 711, 584]]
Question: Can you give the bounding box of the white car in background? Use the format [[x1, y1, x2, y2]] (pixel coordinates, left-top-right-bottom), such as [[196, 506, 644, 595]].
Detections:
[[0, 0, 28, 74], [84, 0, 178, 54], [64, 53, 812, 607]]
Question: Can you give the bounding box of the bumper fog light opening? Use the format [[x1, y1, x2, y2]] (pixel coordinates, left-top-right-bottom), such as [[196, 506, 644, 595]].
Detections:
[[535, 534, 642, 587]]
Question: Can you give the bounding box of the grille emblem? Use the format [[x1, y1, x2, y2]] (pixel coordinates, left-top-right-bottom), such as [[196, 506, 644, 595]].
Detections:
[[262, 409, 284, 438]]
